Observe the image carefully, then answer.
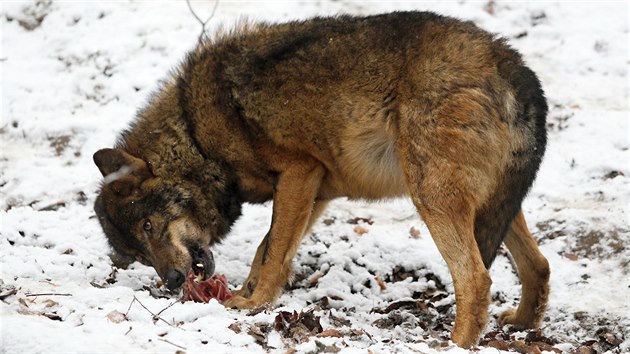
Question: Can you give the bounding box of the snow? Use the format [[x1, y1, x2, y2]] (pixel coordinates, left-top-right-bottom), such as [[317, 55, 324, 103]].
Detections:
[[1, 1, 629, 353]]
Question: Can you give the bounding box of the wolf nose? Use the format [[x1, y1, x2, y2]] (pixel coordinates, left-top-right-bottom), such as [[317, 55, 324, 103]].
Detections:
[[164, 269, 185, 290]]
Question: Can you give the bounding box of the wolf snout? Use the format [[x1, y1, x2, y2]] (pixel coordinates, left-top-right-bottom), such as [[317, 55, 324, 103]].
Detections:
[[164, 269, 186, 290]]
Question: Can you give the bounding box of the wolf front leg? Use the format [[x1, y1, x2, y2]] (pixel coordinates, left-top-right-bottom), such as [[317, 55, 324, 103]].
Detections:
[[231, 231, 270, 299], [233, 200, 329, 299], [225, 161, 325, 309]]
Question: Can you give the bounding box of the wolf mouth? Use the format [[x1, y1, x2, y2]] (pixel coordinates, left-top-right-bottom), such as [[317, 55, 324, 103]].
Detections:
[[189, 245, 215, 281]]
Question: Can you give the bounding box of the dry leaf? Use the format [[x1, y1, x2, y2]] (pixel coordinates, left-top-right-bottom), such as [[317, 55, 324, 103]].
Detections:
[[247, 304, 270, 316], [374, 276, 386, 291], [564, 252, 578, 261], [347, 217, 374, 225], [307, 271, 325, 287], [248, 322, 272, 349], [350, 329, 364, 336], [409, 226, 421, 238], [274, 309, 323, 343], [480, 329, 563, 354], [371, 300, 418, 314], [484, 0, 496, 15], [228, 322, 242, 334], [0, 282, 17, 300], [42, 312, 62, 321], [573, 346, 596, 354], [487, 340, 509, 351], [106, 310, 127, 323], [317, 329, 343, 338], [18, 298, 30, 308], [353, 225, 368, 235], [314, 341, 341, 353], [328, 312, 351, 327], [510, 340, 540, 354], [600, 332, 622, 346], [42, 299, 58, 308], [322, 218, 335, 226]]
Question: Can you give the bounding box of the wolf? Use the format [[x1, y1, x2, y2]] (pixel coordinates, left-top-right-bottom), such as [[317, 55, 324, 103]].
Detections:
[[93, 11, 550, 347]]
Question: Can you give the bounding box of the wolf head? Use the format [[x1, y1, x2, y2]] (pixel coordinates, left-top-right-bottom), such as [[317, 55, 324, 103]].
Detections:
[[93, 148, 241, 291]]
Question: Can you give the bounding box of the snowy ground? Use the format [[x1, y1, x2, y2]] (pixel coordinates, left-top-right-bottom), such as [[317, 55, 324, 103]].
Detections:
[[1, 1, 629, 353]]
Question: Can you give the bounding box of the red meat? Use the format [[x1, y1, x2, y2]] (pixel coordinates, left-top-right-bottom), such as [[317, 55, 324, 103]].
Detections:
[[181, 271, 233, 303]]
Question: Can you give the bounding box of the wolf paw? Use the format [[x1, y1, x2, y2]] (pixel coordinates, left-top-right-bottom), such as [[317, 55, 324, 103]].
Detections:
[[498, 308, 530, 329], [498, 308, 517, 325], [451, 323, 481, 349], [224, 295, 267, 309], [231, 287, 250, 299], [231, 280, 256, 299]]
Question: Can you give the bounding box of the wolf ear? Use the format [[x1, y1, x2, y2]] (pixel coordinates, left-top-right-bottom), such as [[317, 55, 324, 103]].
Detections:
[[93, 148, 148, 176], [93, 148, 152, 196]]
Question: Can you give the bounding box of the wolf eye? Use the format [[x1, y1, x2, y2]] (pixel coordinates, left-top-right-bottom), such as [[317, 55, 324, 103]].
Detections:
[[143, 220, 152, 233]]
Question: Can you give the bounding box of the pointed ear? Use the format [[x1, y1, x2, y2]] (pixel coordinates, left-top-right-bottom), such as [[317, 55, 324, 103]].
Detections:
[[93, 148, 148, 177], [93, 149, 148, 177], [93, 148, 152, 197]]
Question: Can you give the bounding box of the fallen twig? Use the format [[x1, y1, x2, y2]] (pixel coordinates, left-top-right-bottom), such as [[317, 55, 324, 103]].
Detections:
[[124, 296, 136, 318], [134, 296, 174, 327], [38, 201, 66, 211], [24, 293, 72, 297], [155, 300, 177, 317], [158, 338, 187, 350], [130, 295, 176, 328]]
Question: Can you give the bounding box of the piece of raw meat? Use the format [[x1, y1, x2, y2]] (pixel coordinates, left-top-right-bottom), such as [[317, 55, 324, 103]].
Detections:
[[181, 270, 232, 303]]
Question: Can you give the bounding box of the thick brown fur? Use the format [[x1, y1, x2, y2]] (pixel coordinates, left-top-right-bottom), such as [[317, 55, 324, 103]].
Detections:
[[93, 12, 549, 348]]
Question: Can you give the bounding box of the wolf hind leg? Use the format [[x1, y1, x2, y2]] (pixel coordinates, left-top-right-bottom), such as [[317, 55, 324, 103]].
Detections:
[[499, 210, 550, 328], [417, 202, 492, 348], [395, 83, 530, 347], [398, 145, 493, 347]]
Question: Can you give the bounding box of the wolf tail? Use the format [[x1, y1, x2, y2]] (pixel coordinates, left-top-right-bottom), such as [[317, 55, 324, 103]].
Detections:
[[474, 59, 548, 268]]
